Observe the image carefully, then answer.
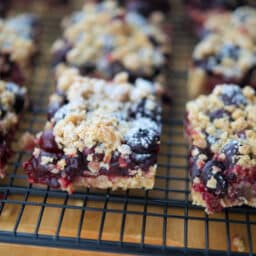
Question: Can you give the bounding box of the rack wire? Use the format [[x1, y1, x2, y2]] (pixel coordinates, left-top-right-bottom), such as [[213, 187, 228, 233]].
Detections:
[[0, 1, 256, 255]]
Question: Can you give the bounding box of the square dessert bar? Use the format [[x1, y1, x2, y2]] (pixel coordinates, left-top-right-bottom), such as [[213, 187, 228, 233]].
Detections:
[[186, 84, 256, 213], [24, 68, 162, 192], [188, 31, 256, 98], [52, 0, 171, 84], [0, 80, 27, 177], [0, 14, 39, 85]]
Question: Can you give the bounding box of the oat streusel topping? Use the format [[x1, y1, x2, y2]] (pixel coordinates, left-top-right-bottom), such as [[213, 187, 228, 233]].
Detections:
[[49, 68, 161, 156], [186, 84, 256, 168], [52, 0, 170, 75], [193, 32, 256, 79], [204, 6, 256, 41], [0, 15, 36, 65]]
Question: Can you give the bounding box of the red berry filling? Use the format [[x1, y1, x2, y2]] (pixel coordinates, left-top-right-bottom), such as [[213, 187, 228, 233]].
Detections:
[[24, 128, 159, 190]]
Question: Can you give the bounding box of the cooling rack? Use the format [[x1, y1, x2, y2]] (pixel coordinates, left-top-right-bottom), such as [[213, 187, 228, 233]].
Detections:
[[0, 1, 256, 255]]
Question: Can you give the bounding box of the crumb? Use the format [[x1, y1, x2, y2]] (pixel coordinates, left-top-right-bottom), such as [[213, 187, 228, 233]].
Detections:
[[232, 235, 245, 252]]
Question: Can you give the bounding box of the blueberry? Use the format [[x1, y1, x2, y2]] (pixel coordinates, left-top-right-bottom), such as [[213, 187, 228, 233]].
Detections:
[[53, 104, 71, 122], [131, 153, 157, 169], [126, 128, 159, 154], [191, 157, 200, 179], [13, 94, 25, 114], [208, 109, 230, 121], [5, 82, 26, 113], [206, 134, 218, 145], [217, 44, 240, 61], [38, 130, 61, 153], [129, 99, 161, 122], [125, 119, 160, 154], [78, 62, 96, 76], [0, 105, 7, 119], [220, 85, 247, 106], [201, 160, 227, 196], [49, 178, 59, 188], [64, 153, 84, 179], [52, 40, 72, 67], [222, 140, 240, 166]]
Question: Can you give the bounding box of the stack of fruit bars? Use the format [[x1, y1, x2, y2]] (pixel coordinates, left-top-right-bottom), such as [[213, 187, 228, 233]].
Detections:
[[24, 68, 162, 192]]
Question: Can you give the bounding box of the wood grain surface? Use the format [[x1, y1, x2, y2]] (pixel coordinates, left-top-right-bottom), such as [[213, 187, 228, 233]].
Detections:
[[0, 243, 131, 256]]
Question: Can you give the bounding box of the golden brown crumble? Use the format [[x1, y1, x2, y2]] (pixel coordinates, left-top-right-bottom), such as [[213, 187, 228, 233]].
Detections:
[[0, 19, 36, 66], [186, 84, 256, 168], [193, 32, 256, 79], [49, 69, 160, 157], [52, 0, 170, 75]]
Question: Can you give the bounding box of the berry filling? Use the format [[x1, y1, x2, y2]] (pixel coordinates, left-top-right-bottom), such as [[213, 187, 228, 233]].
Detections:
[[25, 129, 159, 189], [0, 53, 25, 85], [186, 85, 256, 213]]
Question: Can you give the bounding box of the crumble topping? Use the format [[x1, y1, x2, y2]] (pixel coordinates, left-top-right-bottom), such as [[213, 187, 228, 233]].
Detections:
[[193, 32, 256, 79], [203, 6, 256, 41], [48, 69, 161, 157], [186, 84, 256, 168], [52, 0, 170, 77], [231, 6, 256, 41], [0, 80, 27, 134], [0, 14, 37, 65]]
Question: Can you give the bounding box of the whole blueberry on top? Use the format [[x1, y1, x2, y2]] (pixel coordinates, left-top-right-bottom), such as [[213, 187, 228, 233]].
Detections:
[[6, 82, 26, 114], [208, 109, 230, 121], [221, 140, 240, 166], [125, 118, 160, 154], [219, 85, 247, 106], [201, 160, 227, 196], [216, 44, 240, 62]]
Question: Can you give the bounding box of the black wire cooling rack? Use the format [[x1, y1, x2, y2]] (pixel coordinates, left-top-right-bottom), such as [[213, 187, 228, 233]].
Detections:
[[0, 1, 256, 255]]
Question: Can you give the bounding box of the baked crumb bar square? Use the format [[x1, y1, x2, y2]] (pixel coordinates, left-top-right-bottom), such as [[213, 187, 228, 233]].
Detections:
[[187, 6, 256, 98], [24, 68, 162, 192], [186, 84, 256, 213], [0, 14, 39, 85], [52, 0, 171, 84]]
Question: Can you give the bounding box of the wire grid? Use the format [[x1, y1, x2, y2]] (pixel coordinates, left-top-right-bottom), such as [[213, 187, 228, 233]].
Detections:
[[0, 1, 256, 255]]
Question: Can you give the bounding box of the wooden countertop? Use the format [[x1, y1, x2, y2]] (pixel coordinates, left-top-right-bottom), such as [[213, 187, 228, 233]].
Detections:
[[0, 243, 131, 256]]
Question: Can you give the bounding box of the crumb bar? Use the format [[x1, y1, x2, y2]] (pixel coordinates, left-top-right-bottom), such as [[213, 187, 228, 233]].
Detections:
[[0, 14, 39, 85], [24, 68, 162, 192], [188, 30, 256, 98], [52, 0, 171, 84], [0, 80, 27, 177], [186, 84, 256, 213]]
